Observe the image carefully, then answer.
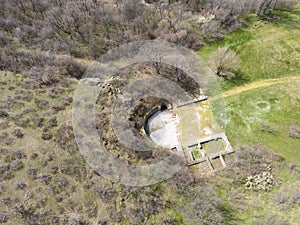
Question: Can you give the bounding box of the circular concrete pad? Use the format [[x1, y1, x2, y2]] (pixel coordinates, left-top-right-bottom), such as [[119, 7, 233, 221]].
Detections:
[[147, 110, 179, 148]]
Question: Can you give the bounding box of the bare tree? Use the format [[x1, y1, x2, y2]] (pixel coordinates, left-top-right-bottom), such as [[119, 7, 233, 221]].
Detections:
[[256, 0, 278, 16], [186, 0, 209, 12], [121, 0, 145, 21], [209, 47, 241, 78]]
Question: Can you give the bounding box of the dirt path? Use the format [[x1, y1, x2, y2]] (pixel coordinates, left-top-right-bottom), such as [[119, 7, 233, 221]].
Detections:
[[211, 76, 300, 100]]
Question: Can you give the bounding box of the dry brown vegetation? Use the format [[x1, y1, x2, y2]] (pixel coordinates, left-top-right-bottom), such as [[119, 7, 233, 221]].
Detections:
[[1, 0, 299, 224], [1, 70, 297, 224]]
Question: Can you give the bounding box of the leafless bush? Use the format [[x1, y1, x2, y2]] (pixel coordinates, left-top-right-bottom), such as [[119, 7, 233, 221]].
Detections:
[[0, 32, 10, 46], [0, 109, 9, 118], [0, 211, 9, 223], [59, 157, 87, 181], [55, 124, 77, 154], [209, 47, 241, 78], [119, 185, 166, 224], [121, 0, 145, 21], [1, 0, 297, 65], [15, 182, 28, 190], [54, 57, 86, 79], [252, 213, 290, 225], [40, 66, 57, 85], [41, 132, 53, 140], [4, 50, 54, 74], [261, 122, 277, 133], [0, 47, 20, 72], [13, 149, 27, 160], [12, 128, 24, 138], [11, 161, 25, 172], [275, 0, 299, 9], [274, 186, 300, 210], [222, 145, 284, 184], [0, 16, 19, 32], [172, 167, 197, 190], [256, 0, 280, 16], [186, 0, 209, 12], [288, 125, 299, 138], [174, 184, 235, 225]]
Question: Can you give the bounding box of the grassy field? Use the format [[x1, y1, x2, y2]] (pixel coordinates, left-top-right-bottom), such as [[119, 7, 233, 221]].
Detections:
[[221, 79, 300, 223], [179, 6, 300, 222], [221, 80, 300, 165], [198, 4, 300, 90], [196, 5, 300, 224]]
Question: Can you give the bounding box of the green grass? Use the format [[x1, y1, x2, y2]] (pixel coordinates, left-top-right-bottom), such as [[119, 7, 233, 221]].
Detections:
[[223, 81, 300, 165], [148, 208, 184, 225], [214, 80, 300, 224], [192, 148, 201, 159], [228, 172, 300, 224], [198, 4, 300, 90], [202, 139, 227, 155], [209, 79, 300, 223], [201, 6, 300, 223]]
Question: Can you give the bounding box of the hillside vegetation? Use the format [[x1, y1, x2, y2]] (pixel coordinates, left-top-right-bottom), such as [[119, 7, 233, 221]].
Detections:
[[0, 1, 299, 225], [198, 4, 300, 89]]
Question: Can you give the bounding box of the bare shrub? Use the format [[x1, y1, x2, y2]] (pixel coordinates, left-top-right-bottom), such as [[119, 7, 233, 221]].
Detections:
[[256, 0, 278, 16], [288, 125, 299, 138], [13, 149, 27, 160], [275, 0, 299, 9], [171, 167, 197, 190], [0, 211, 9, 223], [12, 129, 24, 138], [27, 168, 38, 180], [209, 47, 241, 78], [120, 185, 166, 224], [0, 109, 9, 118], [10, 160, 24, 171], [222, 145, 284, 184], [41, 66, 57, 85], [121, 0, 145, 21], [55, 124, 77, 154], [16, 51, 54, 70], [274, 190, 300, 212], [15, 182, 28, 190], [0, 16, 19, 32], [55, 57, 86, 79], [41, 132, 53, 140], [186, 0, 209, 12], [260, 122, 277, 133], [0, 48, 20, 72], [0, 32, 10, 46], [252, 213, 290, 225]]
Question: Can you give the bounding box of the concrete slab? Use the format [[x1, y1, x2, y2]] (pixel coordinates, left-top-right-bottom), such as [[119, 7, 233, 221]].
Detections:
[[148, 111, 179, 148]]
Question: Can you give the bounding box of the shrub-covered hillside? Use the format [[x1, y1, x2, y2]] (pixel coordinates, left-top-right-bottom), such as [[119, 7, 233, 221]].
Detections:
[[0, 1, 299, 224]]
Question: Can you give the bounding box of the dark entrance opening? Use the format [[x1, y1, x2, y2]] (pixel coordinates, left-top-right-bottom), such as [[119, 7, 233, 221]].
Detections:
[[160, 103, 168, 111]]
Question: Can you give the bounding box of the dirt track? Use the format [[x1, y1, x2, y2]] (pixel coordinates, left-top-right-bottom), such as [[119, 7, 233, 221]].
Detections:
[[221, 76, 300, 98], [210, 76, 300, 101]]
